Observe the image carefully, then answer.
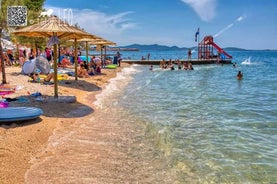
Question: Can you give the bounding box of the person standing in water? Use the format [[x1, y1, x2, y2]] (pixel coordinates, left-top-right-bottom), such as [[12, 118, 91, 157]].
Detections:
[[149, 65, 153, 71], [237, 71, 243, 80]]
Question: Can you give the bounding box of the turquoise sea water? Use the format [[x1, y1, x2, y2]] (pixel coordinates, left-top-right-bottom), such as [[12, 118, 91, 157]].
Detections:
[[98, 50, 277, 183], [25, 50, 277, 183]]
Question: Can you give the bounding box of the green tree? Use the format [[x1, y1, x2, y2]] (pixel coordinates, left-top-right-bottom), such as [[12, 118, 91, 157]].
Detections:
[[16, 0, 45, 53], [0, 0, 45, 84]]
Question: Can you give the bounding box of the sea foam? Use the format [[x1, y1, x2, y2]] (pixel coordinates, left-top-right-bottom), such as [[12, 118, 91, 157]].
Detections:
[[94, 65, 141, 108]]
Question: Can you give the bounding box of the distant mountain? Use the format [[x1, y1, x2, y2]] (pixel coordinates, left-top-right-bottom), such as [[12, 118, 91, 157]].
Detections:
[[224, 47, 276, 51], [224, 47, 247, 51], [119, 44, 188, 51], [116, 44, 274, 51]]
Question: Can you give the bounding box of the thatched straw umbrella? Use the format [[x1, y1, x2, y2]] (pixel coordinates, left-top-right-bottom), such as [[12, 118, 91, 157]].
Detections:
[[69, 38, 116, 65], [13, 16, 99, 98], [90, 39, 116, 66]]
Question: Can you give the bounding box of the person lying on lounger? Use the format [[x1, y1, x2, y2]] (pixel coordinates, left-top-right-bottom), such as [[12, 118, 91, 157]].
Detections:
[[30, 73, 54, 83]]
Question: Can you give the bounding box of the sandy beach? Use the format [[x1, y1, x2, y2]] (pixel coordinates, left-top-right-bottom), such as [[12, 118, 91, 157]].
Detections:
[[0, 64, 126, 184]]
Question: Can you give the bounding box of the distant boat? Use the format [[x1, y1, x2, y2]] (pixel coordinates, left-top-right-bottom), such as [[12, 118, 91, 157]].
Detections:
[[242, 57, 251, 65]]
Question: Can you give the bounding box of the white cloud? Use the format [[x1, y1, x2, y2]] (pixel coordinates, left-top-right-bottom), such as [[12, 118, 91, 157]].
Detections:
[[44, 6, 137, 40], [181, 0, 217, 22], [75, 10, 136, 34]]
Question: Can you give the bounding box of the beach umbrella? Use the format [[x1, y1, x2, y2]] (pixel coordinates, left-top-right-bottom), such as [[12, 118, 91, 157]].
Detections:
[[89, 39, 116, 63], [13, 16, 99, 97], [69, 37, 116, 64]]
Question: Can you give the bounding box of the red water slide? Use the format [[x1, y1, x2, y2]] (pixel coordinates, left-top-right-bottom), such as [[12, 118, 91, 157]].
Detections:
[[210, 42, 232, 59]]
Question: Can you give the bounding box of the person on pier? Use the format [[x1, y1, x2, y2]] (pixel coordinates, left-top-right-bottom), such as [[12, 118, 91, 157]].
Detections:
[[188, 49, 192, 60]]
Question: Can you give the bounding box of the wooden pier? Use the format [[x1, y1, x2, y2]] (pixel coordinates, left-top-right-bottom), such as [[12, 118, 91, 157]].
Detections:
[[122, 59, 232, 65]]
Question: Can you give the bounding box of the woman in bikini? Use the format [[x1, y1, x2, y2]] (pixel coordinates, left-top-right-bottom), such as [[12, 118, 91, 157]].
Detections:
[[30, 73, 54, 83]]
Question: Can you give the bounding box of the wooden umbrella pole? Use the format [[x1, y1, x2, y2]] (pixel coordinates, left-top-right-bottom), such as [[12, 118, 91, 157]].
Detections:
[[53, 34, 58, 98], [104, 46, 107, 66], [100, 44, 103, 68], [74, 38, 78, 80], [86, 41, 88, 64]]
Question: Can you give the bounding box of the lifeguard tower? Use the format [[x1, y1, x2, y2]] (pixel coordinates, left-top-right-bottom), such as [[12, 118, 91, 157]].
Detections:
[[198, 36, 232, 60]]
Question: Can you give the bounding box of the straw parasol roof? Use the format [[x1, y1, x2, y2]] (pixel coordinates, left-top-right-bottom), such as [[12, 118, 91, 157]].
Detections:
[[89, 39, 116, 62], [67, 37, 116, 64], [74, 38, 116, 46], [13, 16, 96, 39], [13, 16, 101, 97]]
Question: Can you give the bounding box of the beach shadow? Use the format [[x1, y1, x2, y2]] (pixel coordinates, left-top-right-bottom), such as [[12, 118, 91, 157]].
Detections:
[[6, 95, 94, 118], [8, 71, 102, 92], [36, 96, 94, 118], [0, 117, 43, 129], [10, 71, 24, 76], [59, 79, 102, 92], [1, 98, 94, 128]]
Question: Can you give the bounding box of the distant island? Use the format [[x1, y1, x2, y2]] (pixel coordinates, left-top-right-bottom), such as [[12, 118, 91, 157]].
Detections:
[[118, 44, 187, 51], [101, 44, 275, 51]]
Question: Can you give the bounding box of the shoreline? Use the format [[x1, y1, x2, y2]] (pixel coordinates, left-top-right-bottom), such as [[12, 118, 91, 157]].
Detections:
[[23, 68, 177, 183], [0, 64, 124, 184]]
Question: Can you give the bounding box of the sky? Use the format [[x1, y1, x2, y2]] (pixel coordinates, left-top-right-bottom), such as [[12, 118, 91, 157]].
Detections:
[[43, 0, 277, 50]]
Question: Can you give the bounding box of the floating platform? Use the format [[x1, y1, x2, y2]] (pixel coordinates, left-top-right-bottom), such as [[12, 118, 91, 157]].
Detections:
[[122, 59, 232, 65]]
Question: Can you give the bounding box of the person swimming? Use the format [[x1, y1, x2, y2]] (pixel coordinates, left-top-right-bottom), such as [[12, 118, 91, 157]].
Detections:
[[237, 71, 243, 80]]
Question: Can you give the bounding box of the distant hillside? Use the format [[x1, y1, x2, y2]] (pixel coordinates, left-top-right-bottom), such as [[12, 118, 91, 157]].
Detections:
[[224, 47, 276, 51], [119, 44, 188, 51], [224, 47, 247, 51], [116, 44, 275, 51]]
